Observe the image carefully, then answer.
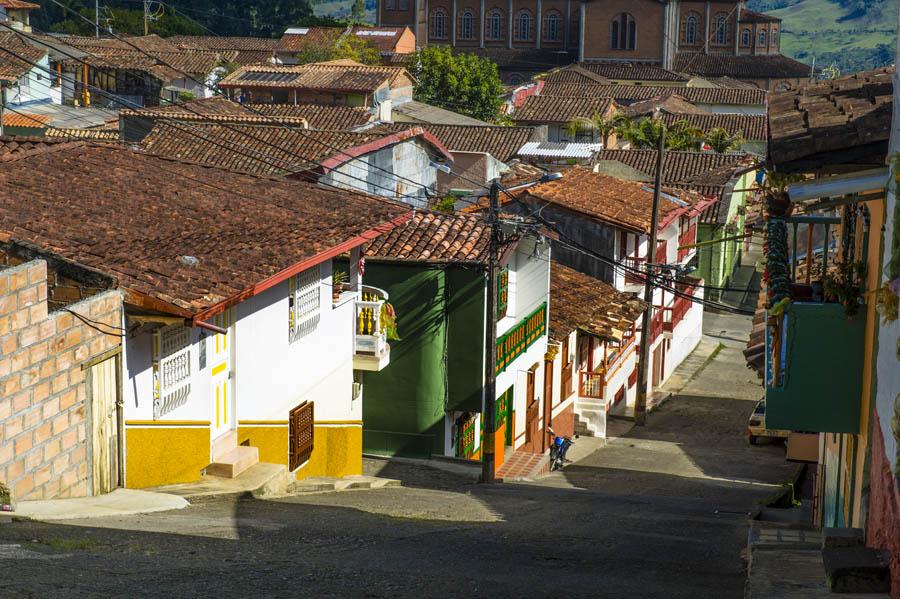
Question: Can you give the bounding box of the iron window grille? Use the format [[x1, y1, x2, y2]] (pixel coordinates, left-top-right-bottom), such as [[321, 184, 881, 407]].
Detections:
[[152, 324, 191, 419], [289, 266, 321, 343]]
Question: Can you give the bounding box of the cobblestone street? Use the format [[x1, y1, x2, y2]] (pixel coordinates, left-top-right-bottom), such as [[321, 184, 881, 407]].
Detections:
[[0, 313, 796, 598]]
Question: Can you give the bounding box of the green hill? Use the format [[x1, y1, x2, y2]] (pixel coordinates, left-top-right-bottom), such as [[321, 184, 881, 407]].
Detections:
[[747, 0, 897, 73]]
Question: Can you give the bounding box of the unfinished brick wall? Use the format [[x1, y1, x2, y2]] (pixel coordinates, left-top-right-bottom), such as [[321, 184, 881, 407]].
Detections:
[[0, 260, 122, 501]]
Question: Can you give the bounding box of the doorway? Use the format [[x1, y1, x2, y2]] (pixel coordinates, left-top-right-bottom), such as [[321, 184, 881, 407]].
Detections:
[[210, 308, 235, 441], [89, 354, 122, 495], [542, 359, 553, 452]]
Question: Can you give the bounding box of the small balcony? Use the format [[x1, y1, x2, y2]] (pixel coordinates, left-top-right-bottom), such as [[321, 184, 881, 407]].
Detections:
[[677, 224, 697, 262], [353, 285, 392, 372], [579, 369, 606, 400]]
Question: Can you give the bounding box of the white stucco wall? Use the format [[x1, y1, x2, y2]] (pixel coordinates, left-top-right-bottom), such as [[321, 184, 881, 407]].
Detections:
[[7, 60, 60, 106]]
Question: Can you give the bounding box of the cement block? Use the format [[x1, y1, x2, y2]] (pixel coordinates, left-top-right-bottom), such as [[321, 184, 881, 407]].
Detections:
[[822, 546, 891, 594], [822, 527, 865, 549]]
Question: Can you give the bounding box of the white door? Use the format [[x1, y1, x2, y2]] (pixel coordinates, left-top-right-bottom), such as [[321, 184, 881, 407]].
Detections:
[[210, 309, 234, 440]]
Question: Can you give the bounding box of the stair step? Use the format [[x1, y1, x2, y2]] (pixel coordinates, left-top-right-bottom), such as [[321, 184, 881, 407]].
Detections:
[[211, 430, 238, 462], [207, 445, 259, 479], [822, 546, 891, 594]]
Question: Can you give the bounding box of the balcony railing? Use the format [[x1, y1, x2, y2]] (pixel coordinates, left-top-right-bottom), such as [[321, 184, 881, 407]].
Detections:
[[579, 369, 606, 399], [622, 256, 646, 285], [677, 224, 697, 262], [353, 285, 391, 371]]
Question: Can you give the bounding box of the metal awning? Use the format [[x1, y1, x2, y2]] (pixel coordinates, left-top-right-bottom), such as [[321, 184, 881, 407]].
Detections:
[[787, 167, 889, 203]]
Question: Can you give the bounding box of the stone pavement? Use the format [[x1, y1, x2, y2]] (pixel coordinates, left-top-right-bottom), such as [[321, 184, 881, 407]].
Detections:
[[6, 489, 187, 521]]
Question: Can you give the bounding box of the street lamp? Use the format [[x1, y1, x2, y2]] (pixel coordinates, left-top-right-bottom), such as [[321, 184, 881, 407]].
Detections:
[[481, 171, 563, 484]]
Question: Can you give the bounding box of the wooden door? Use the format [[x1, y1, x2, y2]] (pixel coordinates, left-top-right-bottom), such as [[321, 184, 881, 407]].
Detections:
[[542, 360, 553, 452], [211, 309, 234, 440], [652, 345, 663, 388], [523, 369, 539, 453], [90, 356, 120, 495]]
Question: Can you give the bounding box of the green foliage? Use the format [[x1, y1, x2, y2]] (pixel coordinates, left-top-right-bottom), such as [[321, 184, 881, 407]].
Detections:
[[294, 34, 380, 65], [47, 6, 206, 36], [411, 46, 504, 123], [177, 91, 197, 102], [380, 302, 400, 341], [433, 195, 457, 213], [565, 111, 629, 146], [617, 117, 702, 151], [351, 0, 366, 22], [703, 127, 744, 153]]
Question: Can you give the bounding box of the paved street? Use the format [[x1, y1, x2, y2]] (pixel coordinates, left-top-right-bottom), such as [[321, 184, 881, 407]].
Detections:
[[0, 313, 795, 598]]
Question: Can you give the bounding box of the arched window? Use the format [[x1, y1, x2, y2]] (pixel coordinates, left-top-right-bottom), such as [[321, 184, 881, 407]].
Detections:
[[683, 14, 699, 45], [486, 9, 504, 41], [771, 28, 778, 48], [459, 9, 475, 40], [610, 12, 635, 50], [774, 81, 791, 92], [757, 29, 767, 48], [740, 28, 751, 47], [713, 13, 729, 45], [430, 8, 448, 39], [543, 10, 561, 42], [514, 9, 532, 41]]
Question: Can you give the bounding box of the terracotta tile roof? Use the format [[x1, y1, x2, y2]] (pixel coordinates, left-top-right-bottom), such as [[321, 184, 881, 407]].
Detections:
[[121, 97, 373, 130], [0, 135, 85, 160], [1, 112, 50, 128], [768, 67, 893, 167], [660, 112, 768, 141], [550, 261, 647, 341], [0, 143, 409, 314], [141, 122, 450, 177], [512, 95, 615, 124], [43, 127, 121, 141], [592, 149, 752, 185], [365, 210, 490, 262], [467, 48, 577, 70], [673, 53, 811, 79], [167, 35, 280, 52], [278, 27, 345, 52], [375, 123, 535, 162], [539, 65, 610, 85], [622, 94, 710, 117], [739, 9, 781, 23], [577, 61, 689, 82], [349, 26, 409, 53], [0, 31, 46, 82], [540, 82, 767, 106], [219, 61, 411, 93], [0, 0, 38, 8], [521, 165, 696, 233]]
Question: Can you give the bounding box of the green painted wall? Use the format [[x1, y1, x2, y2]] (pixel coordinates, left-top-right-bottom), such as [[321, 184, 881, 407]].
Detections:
[[766, 303, 865, 433], [362, 263, 486, 458]]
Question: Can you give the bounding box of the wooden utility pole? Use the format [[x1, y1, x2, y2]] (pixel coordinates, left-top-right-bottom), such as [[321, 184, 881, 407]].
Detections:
[[143, 0, 149, 35], [481, 179, 500, 483], [95, 0, 99, 38], [634, 115, 666, 426]]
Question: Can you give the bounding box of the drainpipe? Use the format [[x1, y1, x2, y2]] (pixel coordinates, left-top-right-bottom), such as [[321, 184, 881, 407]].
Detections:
[[535, 0, 542, 50], [578, 0, 585, 62], [479, 0, 485, 47], [507, 0, 513, 49], [0, 82, 5, 137], [703, 0, 710, 54]]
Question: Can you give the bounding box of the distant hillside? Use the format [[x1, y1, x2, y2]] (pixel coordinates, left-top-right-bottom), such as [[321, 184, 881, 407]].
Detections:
[[747, 0, 897, 74]]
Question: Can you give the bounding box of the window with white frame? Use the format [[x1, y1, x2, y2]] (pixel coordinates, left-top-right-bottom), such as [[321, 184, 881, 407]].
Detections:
[[152, 324, 191, 419], [289, 266, 321, 342]]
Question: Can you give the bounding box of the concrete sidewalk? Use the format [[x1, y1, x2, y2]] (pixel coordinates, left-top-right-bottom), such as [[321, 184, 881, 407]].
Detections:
[[6, 489, 188, 522]]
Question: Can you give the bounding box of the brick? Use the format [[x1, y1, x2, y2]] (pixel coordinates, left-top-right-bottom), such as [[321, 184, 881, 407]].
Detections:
[[34, 315, 53, 339], [0, 399, 9, 421], [25, 262, 45, 286], [8, 270, 26, 292], [11, 391, 30, 414], [54, 312, 73, 330], [0, 294, 16, 316], [0, 333, 16, 356], [24, 448, 41, 472], [0, 274, 7, 296], [38, 359, 55, 379], [51, 452, 69, 475], [0, 315, 9, 335], [14, 473, 33, 498], [33, 382, 50, 404], [34, 464, 51, 487], [60, 467, 77, 489], [55, 350, 73, 372], [17, 325, 39, 348], [51, 413, 67, 435], [17, 286, 37, 310], [10, 351, 27, 373], [28, 340, 48, 364], [51, 373, 68, 394], [3, 416, 23, 440], [33, 421, 52, 445], [0, 442, 12, 465], [59, 388, 77, 410], [19, 366, 39, 389], [6, 458, 23, 480], [2, 376, 20, 398], [63, 328, 83, 350], [9, 308, 28, 332], [22, 406, 40, 430], [72, 344, 89, 364], [36, 282, 47, 303], [14, 434, 32, 454], [61, 429, 78, 450]]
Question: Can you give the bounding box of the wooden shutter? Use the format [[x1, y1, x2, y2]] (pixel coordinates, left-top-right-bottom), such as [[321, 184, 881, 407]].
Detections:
[[289, 401, 314, 471]]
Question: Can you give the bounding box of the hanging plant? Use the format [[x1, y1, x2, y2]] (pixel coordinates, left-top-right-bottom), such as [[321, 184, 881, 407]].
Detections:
[[380, 301, 401, 341], [823, 260, 865, 317], [876, 282, 899, 323]]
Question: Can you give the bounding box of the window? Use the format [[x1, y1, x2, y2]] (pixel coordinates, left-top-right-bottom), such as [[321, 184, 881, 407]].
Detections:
[[385, 0, 395, 9], [497, 266, 509, 319], [459, 9, 475, 39], [543, 11, 561, 42], [486, 9, 504, 40], [560, 336, 572, 397], [289, 266, 321, 342], [152, 324, 191, 419], [683, 13, 699, 45], [758, 30, 767, 48], [610, 12, 635, 50], [713, 13, 729, 45], [740, 28, 751, 47], [514, 9, 532, 41], [771, 28, 778, 47], [431, 8, 448, 39], [399, 0, 409, 9], [289, 401, 314, 471]]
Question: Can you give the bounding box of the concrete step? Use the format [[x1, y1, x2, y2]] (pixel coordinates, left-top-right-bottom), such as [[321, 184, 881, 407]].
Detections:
[[575, 400, 606, 411], [206, 445, 259, 479], [153, 463, 292, 502], [822, 546, 891, 594], [288, 475, 401, 494], [211, 430, 237, 462]]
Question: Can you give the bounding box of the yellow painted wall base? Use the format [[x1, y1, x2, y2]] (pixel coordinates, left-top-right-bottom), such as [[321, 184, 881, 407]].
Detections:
[[296, 425, 362, 479], [125, 426, 209, 488], [238, 422, 362, 480]]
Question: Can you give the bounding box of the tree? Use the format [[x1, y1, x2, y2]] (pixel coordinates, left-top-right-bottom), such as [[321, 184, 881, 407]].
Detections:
[[618, 117, 703, 151], [565, 111, 629, 147], [411, 46, 504, 123], [351, 0, 366, 22], [703, 127, 744, 153], [295, 35, 381, 65]]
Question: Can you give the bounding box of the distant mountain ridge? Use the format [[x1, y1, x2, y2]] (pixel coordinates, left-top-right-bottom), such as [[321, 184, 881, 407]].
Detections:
[[746, 0, 897, 73]]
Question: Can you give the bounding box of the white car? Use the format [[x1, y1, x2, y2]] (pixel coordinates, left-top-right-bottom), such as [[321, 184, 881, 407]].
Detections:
[[748, 400, 790, 445]]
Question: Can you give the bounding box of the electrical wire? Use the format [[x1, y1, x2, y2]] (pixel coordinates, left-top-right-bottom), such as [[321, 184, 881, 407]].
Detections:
[[63, 308, 126, 337]]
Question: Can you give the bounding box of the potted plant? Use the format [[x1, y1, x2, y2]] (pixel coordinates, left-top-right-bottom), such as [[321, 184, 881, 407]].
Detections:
[[332, 270, 349, 302], [823, 261, 865, 317]]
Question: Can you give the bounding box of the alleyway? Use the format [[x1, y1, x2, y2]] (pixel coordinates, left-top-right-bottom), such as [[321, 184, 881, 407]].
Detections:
[[0, 314, 796, 599]]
